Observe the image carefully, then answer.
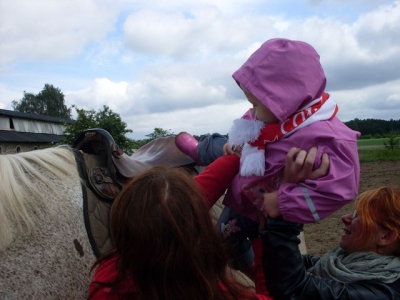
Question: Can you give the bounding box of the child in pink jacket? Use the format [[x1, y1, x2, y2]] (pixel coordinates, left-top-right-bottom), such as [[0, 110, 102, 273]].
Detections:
[[176, 38, 360, 278]]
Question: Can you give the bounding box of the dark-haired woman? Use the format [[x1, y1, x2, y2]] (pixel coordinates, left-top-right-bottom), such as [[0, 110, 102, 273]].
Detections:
[[88, 153, 274, 300]]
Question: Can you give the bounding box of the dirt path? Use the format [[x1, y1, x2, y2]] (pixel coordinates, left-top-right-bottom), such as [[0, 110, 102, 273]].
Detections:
[[304, 161, 400, 256]]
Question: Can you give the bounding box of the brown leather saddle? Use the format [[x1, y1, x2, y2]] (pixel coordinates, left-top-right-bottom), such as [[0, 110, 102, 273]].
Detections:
[[72, 128, 197, 257]]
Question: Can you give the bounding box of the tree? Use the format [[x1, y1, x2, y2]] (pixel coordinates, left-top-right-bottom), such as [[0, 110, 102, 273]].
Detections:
[[145, 127, 174, 140], [133, 128, 175, 148], [62, 105, 136, 155], [12, 84, 72, 118]]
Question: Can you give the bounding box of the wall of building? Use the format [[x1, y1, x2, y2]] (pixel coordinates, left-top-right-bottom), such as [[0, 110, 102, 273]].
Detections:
[[0, 110, 71, 154], [0, 142, 54, 154], [0, 115, 67, 134]]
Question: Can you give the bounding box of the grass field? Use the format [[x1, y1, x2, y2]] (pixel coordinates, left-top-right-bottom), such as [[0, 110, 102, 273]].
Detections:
[[357, 138, 400, 162], [358, 138, 390, 149]]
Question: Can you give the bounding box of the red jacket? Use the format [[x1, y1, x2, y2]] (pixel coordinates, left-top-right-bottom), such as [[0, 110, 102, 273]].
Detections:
[[89, 253, 272, 299]]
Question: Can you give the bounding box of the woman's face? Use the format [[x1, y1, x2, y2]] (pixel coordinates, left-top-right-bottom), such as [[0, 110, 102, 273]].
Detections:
[[339, 210, 379, 253]]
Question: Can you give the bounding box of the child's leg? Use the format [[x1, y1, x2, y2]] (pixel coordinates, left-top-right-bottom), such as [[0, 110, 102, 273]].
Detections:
[[197, 133, 227, 166], [194, 154, 239, 208], [217, 207, 259, 277]]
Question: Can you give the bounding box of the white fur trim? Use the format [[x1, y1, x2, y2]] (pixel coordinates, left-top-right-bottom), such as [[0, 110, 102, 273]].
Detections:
[[240, 143, 265, 176], [228, 118, 265, 145]]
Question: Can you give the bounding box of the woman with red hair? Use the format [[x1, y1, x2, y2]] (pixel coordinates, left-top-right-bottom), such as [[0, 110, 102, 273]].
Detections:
[[260, 184, 400, 299]]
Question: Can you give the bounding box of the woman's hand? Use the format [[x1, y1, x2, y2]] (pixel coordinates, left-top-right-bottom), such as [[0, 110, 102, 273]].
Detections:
[[265, 147, 329, 218], [244, 147, 330, 220], [281, 147, 330, 184]]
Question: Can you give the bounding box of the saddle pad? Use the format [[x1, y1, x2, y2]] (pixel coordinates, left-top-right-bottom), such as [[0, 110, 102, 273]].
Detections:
[[74, 150, 116, 257]]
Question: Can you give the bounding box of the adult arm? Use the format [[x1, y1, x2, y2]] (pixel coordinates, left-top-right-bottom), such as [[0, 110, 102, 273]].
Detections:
[[194, 154, 240, 209], [263, 139, 360, 222], [260, 147, 399, 299]]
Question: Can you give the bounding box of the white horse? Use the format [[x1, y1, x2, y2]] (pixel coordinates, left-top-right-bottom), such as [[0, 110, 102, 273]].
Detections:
[[0, 136, 197, 299], [0, 135, 306, 299]]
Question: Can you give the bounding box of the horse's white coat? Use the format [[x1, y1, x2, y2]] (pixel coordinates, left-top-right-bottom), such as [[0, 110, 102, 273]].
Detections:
[[0, 147, 94, 299], [0, 139, 200, 299]]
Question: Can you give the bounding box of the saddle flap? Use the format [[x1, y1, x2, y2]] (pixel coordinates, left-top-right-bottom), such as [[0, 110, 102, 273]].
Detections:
[[88, 167, 119, 201]]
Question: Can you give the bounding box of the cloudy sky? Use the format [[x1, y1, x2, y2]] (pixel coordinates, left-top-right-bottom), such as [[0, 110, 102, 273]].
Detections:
[[1, 0, 399, 140]]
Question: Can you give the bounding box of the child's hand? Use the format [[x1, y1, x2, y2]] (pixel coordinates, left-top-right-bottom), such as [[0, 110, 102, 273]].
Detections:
[[223, 143, 242, 156], [262, 191, 280, 218], [242, 185, 280, 218], [243, 187, 281, 218]]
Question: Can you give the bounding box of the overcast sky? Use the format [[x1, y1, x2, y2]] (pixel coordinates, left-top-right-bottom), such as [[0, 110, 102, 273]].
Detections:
[[1, 0, 399, 140]]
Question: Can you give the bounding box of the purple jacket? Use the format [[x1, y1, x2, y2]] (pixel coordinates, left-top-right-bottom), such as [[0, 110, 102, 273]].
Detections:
[[223, 38, 360, 222]]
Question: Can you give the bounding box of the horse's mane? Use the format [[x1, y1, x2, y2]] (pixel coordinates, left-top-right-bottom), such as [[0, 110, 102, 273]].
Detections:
[[0, 146, 78, 251]]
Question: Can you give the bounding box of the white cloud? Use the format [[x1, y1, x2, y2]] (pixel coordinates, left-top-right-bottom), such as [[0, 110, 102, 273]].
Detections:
[[66, 78, 130, 112], [125, 101, 250, 140], [1, 0, 400, 140], [334, 78, 400, 122], [0, 0, 119, 65], [122, 7, 274, 59], [354, 2, 400, 57], [120, 0, 267, 16], [0, 83, 24, 109]]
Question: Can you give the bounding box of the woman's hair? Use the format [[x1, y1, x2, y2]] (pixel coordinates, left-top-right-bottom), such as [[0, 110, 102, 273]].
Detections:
[[355, 186, 400, 254], [90, 166, 256, 300]]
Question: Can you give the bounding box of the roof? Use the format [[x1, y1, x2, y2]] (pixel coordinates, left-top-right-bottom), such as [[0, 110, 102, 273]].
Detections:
[[0, 130, 66, 143], [0, 109, 75, 124]]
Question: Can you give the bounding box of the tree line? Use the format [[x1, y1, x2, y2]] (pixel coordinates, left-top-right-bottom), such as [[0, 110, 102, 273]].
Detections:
[[344, 118, 400, 138], [11, 84, 399, 153]]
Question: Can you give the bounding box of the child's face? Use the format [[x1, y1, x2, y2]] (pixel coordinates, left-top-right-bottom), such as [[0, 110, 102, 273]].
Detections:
[[242, 87, 279, 124]]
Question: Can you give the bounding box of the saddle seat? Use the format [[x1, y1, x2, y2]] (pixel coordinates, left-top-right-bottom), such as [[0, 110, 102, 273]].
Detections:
[[73, 128, 196, 178]]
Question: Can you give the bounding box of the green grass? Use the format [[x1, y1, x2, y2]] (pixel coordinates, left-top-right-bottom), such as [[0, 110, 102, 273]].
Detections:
[[358, 148, 400, 162], [358, 138, 389, 149], [356, 138, 400, 162]]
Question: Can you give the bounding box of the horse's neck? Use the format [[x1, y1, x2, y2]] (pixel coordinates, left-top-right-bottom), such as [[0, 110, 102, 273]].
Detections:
[[0, 147, 79, 251], [0, 149, 94, 299]]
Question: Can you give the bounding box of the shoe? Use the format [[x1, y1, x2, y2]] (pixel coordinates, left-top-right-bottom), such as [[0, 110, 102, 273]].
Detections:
[[175, 132, 202, 165]]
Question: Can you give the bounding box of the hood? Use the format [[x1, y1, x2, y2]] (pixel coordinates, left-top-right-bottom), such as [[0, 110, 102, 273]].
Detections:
[[232, 38, 326, 122]]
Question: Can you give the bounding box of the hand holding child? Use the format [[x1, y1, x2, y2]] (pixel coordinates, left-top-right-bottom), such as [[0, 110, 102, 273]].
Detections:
[[281, 147, 330, 184], [243, 147, 330, 219]]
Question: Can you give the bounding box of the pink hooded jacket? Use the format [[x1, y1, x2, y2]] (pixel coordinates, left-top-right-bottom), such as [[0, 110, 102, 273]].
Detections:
[[223, 38, 360, 223]]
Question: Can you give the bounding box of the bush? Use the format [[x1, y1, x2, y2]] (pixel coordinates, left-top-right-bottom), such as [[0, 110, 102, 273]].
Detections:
[[383, 133, 400, 150]]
